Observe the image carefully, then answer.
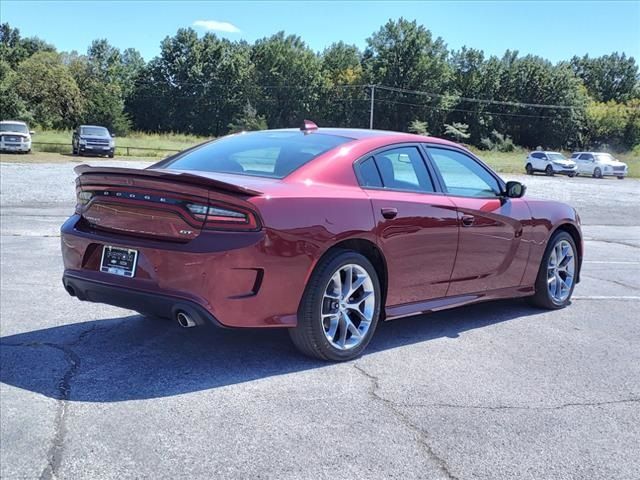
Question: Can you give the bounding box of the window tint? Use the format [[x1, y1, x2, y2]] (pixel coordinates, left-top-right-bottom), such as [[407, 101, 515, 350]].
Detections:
[[161, 131, 352, 179], [427, 147, 501, 197], [374, 146, 434, 192], [571, 153, 579, 158], [579, 153, 593, 161], [531, 152, 544, 159], [357, 157, 383, 187]]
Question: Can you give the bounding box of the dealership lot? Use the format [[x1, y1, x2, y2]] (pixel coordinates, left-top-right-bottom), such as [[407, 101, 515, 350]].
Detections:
[[1, 159, 639, 479]]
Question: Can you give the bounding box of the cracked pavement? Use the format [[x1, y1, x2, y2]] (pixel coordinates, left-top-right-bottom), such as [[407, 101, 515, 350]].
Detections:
[[1, 160, 639, 479]]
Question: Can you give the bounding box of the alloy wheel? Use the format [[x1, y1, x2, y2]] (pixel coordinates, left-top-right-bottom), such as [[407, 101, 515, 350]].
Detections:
[[547, 239, 575, 303], [321, 264, 375, 350]]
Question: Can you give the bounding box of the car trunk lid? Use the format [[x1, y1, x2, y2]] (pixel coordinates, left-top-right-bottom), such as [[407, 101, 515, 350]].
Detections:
[[75, 165, 263, 241]]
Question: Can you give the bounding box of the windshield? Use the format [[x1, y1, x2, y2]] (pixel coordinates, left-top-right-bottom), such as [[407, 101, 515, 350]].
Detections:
[[547, 153, 567, 161], [0, 123, 28, 134], [160, 131, 353, 178], [81, 126, 109, 136], [595, 153, 615, 162]]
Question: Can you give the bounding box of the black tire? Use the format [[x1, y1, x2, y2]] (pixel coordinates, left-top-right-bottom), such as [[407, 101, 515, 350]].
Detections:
[[568, 173, 576, 178], [593, 167, 602, 178], [617, 176, 624, 180], [108, 152, 115, 158], [528, 230, 578, 310], [545, 165, 554, 176], [72, 147, 77, 155], [525, 163, 534, 175], [289, 249, 382, 361]]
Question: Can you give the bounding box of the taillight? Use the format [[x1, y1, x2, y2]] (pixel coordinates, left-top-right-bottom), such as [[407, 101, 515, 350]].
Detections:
[[186, 202, 260, 231]]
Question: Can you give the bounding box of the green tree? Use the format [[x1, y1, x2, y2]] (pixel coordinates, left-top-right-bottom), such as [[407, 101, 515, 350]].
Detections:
[[408, 119, 429, 135], [0, 60, 30, 121], [571, 53, 639, 103], [319, 42, 367, 127], [228, 102, 267, 133], [363, 18, 451, 132], [14, 51, 83, 128], [444, 122, 470, 142], [251, 32, 324, 129]]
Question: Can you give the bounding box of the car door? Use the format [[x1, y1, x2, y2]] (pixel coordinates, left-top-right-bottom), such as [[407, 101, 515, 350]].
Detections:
[[577, 153, 594, 174], [424, 145, 531, 296], [355, 145, 459, 306], [531, 152, 544, 170]]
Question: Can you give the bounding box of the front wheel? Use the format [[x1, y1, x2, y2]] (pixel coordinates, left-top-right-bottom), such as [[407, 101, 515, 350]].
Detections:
[[289, 250, 381, 361], [528, 231, 578, 309], [617, 176, 624, 180], [593, 167, 602, 178], [568, 173, 576, 178], [545, 165, 554, 176], [525, 163, 534, 175]]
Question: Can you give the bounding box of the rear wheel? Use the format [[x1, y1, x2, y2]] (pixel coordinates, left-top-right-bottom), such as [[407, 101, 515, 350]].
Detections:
[[289, 250, 381, 361], [528, 231, 577, 309], [525, 163, 534, 175], [545, 165, 554, 176], [568, 173, 576, 178], [593, 167, 602, 178], [617, 176, 624, 180]]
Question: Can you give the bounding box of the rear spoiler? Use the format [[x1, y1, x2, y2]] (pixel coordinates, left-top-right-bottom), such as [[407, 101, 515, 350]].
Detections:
[[74, 164, 263, 196]]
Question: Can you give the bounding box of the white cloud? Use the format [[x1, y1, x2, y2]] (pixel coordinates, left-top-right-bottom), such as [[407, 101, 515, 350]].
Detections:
[[193, 20, 240, 33]]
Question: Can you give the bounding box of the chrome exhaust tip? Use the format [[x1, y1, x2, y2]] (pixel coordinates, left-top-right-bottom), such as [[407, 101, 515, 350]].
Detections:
[[176, 311, 196, 328]]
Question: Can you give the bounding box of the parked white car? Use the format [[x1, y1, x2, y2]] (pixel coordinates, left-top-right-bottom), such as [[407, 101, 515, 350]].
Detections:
[[571, 152, 628, 179], [525, 151, 578, 176], [0, 120, 34, 153]]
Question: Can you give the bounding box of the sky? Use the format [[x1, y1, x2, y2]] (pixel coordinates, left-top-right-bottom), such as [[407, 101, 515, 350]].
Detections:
[[2, 1, 639, 62]]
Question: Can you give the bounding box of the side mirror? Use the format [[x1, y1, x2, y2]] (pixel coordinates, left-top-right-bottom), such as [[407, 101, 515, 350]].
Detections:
[[111, 133, 116, 138], [505, 180, 526, 198], [29, 130, 35, 135]]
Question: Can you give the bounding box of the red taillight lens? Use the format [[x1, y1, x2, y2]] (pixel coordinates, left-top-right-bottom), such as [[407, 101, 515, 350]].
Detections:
[[186, 203, 260, 231]]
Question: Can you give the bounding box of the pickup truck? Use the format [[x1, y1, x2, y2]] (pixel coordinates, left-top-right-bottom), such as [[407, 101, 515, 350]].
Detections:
[[72, 125, 115, 157]]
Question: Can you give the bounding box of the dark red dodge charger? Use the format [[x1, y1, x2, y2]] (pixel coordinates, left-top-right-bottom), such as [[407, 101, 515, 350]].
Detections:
[[61, 123, 582, 360]]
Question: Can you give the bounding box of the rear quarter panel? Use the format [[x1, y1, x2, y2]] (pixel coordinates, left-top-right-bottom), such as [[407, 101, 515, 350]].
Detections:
[[249, 183, 377, 315]]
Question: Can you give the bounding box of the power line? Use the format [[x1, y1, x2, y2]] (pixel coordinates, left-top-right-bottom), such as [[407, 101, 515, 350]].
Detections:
[[371, 98, 573, 120], [130, 80, 639, 111]]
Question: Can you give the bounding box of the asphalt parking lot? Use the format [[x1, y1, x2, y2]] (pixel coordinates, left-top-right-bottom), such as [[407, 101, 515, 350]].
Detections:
[[1, 158, 639, 479]]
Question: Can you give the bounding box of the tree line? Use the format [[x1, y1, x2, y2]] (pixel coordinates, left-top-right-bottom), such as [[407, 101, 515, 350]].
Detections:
[[1, 19, 639, 151]]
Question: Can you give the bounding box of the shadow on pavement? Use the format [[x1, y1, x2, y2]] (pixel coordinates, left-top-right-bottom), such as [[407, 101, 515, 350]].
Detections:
[[0, 299, 543, 402]]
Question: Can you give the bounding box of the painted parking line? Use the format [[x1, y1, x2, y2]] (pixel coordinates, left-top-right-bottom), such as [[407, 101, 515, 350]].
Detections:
[[583, 261, 640, 265], [573, 296, 640, 300]]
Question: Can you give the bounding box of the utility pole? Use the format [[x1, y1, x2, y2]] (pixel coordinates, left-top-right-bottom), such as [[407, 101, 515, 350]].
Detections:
[[369, 85, 375, 129]]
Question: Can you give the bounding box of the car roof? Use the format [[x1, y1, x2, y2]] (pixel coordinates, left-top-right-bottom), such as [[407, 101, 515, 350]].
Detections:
[[0, 120, 27, 125], [79, 125, 108, 129], [269, 127, 460, 146]]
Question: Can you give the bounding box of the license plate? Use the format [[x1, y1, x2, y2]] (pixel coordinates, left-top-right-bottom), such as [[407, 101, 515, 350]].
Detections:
[[100, 246, 138, 277]]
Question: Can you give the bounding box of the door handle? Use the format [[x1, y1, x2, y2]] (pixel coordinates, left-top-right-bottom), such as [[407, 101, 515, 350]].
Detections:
[[461, 214, 475, 227], [381, 207, 398, 219]]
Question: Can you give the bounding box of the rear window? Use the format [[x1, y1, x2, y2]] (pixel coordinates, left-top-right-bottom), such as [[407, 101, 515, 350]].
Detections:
[[161, 131, 353, 179]]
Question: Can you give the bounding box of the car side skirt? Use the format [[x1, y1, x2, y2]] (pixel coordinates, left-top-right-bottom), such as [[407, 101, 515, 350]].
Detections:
[[384, 285, 535, 321]]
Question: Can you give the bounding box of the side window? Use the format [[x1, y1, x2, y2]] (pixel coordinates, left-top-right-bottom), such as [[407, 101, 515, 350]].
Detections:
[[579, 153, 593, 161], [427, 147, 501, 198], [571, 153, 579, 159], [531, 152, 543, 159], [357, 157, 383, 188], [374, 146, 435, 192]]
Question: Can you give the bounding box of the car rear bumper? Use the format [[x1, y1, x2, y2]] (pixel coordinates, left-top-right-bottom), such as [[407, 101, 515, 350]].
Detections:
[[60, 214, 307, 328], [63, 272, 224, 327]]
